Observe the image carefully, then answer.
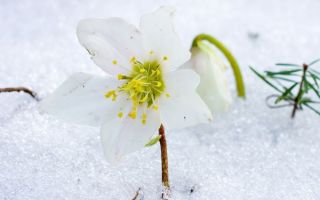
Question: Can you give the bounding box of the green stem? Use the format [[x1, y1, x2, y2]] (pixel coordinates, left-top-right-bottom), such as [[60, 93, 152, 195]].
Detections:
[[192, 34, 246, 98]]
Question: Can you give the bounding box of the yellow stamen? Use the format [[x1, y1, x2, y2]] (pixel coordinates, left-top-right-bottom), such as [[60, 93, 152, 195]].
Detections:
[[163, 56, 168, 61], [117, 74, 124, 80], [112, 60, 117, 65], [140, 95, 148, 103], [141, 113, 147, 124], [149, 50, 154, 55], [130, 57, 136, 63], [105, 90, 117, 101], [165, 93, 171, 98], [118, 112, 123, 118], [152, 105, 159, 111], [129, 110, 137, 119], [154, 81, 162, 87], [156, 69, 160, 76]]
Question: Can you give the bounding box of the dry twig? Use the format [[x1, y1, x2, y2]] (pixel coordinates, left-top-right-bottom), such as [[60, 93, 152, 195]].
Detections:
[[0, 87, 39, 100]]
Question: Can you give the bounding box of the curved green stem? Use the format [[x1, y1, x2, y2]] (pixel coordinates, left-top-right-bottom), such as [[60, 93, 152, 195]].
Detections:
[[192, 34, 246, 98]]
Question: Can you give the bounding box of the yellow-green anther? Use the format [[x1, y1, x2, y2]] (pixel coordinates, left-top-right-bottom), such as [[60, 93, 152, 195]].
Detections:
[[153, 81, 162, 87]]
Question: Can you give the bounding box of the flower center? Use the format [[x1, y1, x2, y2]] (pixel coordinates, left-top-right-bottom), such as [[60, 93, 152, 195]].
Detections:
[[105, 59, 165, 124], [120, 59, 165, 107]]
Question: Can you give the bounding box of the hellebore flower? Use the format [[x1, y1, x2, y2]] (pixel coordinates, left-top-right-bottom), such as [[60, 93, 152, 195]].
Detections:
[[190, 40, 232, 112], [188, 34, 246, 114], [40, 6, 212, 163]]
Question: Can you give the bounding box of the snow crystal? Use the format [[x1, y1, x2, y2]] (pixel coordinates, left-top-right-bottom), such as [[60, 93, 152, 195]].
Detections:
[[1, 0, 320, 199]]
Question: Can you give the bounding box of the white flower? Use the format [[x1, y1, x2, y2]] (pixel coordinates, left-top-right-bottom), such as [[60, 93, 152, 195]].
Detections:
[[189, 40, 232, 113], [40, 6, 212, 163]]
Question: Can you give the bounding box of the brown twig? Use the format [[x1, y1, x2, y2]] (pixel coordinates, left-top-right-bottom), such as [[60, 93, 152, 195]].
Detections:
[[0, 87, 38, 100], [131, 188, 142, 200], [291, 64, 308, 118], [159, 124, 170, 199], [159, 124, 169, 188]]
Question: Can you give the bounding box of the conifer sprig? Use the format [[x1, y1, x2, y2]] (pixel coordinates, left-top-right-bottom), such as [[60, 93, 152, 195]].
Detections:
[[250, 59, 320, 118]]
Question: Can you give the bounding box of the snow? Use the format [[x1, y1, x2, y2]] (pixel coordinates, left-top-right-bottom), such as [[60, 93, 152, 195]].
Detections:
[[1, 0, 320, 199]]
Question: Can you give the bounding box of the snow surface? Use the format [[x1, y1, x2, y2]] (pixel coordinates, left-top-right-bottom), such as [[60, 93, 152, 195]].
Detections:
[[1, 0, 320, 199]]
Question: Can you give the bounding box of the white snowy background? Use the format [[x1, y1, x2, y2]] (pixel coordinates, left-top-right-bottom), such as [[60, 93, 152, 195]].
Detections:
[[1, 0, 320, 199]]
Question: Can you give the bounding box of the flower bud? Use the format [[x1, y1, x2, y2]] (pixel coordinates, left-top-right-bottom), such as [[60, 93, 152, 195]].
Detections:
[[190, 40, 232, 113]]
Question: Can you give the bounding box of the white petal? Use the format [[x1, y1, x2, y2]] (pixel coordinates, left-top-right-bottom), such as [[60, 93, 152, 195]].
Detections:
[[140, 6, 190, 72], [40, 73, 128, 127], [159, 70, 212, 130], [77, 18, 144, 75], [179, 59, 193, 69], [191, 41, 232, 113], [100, 108, 161, 164]]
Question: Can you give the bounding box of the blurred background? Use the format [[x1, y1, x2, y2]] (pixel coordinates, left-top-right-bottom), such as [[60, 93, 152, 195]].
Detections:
[[1, 0, 319, 90], [1, 0, 320, 199]]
